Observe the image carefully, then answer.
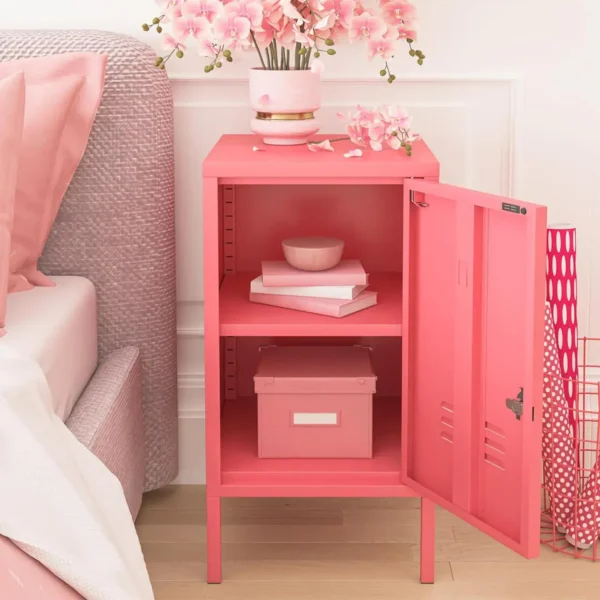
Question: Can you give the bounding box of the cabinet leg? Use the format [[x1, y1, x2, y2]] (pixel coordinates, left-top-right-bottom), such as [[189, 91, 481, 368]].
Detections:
[[207, 496, 222, 584], [420, 497, 435, 584]]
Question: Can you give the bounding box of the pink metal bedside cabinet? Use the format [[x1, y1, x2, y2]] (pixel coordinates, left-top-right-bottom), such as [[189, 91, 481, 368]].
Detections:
[[202, 134, 547, 584]]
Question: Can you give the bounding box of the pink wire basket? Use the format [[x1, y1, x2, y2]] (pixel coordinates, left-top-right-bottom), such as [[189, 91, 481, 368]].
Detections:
[[541, 337, 600, 560]]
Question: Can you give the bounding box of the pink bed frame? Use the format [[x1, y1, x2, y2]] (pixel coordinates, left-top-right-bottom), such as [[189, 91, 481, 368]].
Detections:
[[202, 135, 547, 583]]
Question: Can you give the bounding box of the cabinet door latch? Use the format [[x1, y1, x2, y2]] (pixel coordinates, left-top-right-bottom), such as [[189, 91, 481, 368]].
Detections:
[[505, 387, 524, 420], [409, 189, 429, 208]]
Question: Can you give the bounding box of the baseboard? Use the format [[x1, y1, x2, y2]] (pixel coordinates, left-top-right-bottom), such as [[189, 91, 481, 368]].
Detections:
[[175, 373, 206, 484], [174, 412, 206, 484]]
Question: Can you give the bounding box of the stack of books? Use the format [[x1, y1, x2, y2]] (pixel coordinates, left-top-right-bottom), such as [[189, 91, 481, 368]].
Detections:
[[249, 260, 377, 317]]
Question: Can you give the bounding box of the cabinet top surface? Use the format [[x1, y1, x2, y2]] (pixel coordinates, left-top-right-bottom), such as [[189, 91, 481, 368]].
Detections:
[[203, 134, 440, 180]]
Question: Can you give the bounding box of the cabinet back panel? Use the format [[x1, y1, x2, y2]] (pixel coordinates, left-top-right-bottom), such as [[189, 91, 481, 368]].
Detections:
[[232, 185, 404, 273]]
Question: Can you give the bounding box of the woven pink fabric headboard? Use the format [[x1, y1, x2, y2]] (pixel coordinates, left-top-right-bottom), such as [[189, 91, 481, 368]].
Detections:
[[0, 30, 178, 491]]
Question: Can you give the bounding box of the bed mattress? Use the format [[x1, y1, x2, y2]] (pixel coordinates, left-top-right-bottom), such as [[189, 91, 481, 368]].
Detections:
[[0, 276, 98, 421]]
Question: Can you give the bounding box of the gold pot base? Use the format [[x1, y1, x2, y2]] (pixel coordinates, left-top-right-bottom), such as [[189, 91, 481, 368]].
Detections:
[[255, 112, 315, 121]]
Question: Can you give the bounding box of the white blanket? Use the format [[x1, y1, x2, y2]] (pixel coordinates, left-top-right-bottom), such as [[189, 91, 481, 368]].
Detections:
[[0, 345, 154, 600]]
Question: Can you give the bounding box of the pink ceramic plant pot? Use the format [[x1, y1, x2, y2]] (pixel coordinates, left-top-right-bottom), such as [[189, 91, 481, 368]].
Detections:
[[249, 68, 321, 146], [282, 237, 344, 271]]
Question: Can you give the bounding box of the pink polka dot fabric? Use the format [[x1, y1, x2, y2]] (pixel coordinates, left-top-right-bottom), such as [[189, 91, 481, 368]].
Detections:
[[566, 461, 600, 549], [546, 226, 578, 435], [542, 302, 577, 530]]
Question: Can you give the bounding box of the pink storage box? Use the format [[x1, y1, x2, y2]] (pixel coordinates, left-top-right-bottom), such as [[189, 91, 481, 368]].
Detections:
[[254, 346, 376, 458]]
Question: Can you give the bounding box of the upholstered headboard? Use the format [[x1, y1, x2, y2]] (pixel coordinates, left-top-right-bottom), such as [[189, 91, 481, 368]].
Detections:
[[0, 30, 178, 491]]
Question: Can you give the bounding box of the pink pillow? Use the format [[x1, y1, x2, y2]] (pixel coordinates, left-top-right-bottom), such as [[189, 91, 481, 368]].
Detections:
[[0, 72, 25, 337], [0, 53, 107, 291]]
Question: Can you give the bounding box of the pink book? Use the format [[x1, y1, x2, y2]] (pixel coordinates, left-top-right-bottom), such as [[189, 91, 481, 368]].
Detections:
[[261, 259, 368, 287], [249, 290, 377, 318]]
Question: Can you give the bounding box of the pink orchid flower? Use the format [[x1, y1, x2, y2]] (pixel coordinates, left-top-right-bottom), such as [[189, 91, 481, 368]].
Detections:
[[182, 0, 223, 22], [156, 0, 184, 22], [397, 23, 418, 39], [383, 25, 399, 40], [261, 0, 284, 27], [225, 0, 263, 28], [295, 31, 315, 48], [308, 140, 335, 152], [346, 121, 370, 147], [253, 24, 275, 48], [198, 37, 219, 57], [277, 21, 297, 47], [381, 0, 415, 28], [367, 120, 387, 151], [381, 104, 412, 131], [173, 14, 211, 41], [367, 36, 395, 60], [162, 33, 186, 51], [309, 0, 326, 12], [280, 0, 306, 24], [348, 12, 386, 42], [353, 104, 379, 126], [214, 13, 252, 48], [322, 0, 355, 28]]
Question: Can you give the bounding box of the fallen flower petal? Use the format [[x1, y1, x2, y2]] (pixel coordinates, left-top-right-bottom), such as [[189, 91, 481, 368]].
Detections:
[[344, 149, 363, 158], [308, 139, 334, 152]]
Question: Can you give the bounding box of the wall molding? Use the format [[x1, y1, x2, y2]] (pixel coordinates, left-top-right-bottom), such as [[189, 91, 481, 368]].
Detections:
[[171, 71, 523, 484], [178, 372, 205, 418], [177, 323, 205, 338]]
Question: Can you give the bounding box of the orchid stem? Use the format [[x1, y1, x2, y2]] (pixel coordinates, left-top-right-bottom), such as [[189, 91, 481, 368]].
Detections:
[[304, 47, 312, 69], [251, 31, 267, 70], [308, 136, 350, 145]]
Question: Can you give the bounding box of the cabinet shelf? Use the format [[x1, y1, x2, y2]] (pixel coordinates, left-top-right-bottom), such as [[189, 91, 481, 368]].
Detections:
[[219, 272, 403, 337], [220, 396, 405, 495]]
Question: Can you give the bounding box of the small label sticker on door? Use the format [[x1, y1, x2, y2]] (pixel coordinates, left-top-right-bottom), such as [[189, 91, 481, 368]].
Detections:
[[502, 202, 521, 214]]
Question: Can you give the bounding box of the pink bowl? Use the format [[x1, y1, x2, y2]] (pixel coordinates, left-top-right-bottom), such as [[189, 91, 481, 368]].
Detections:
[[282, 237, 344, 271]]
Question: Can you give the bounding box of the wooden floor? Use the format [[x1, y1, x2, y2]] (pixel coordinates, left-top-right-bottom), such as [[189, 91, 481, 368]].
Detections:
[[136, 485, 600, 600]]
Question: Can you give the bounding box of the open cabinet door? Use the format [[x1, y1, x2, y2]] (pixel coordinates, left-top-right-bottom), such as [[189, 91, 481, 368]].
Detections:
[[402, 179, 547, 558]]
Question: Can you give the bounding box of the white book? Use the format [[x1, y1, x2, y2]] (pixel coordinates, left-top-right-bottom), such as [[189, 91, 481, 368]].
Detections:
[[250, 275, 367, 300]]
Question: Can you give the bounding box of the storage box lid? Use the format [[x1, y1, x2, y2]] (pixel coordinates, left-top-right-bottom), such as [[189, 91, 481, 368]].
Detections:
[[254, 346, 376, 394]]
